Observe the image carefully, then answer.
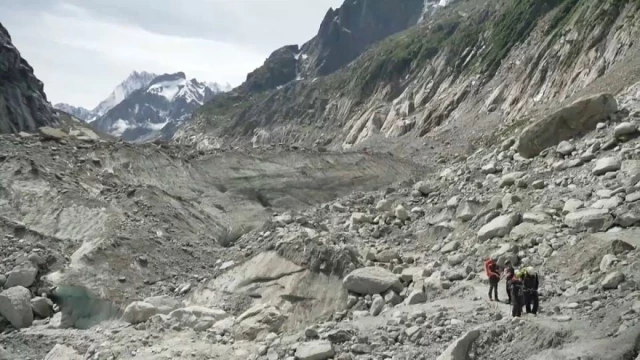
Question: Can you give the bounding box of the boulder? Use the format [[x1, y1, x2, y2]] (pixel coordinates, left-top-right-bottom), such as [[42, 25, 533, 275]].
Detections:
[[0, 286, 33, 329], [593, 157, 621, 176], [376, 249, 400, 263], [295, 340, 335, 360], [370, 294, 384, 316], [375, 199, 392, 212], [169, 306, 229, 332], [614, 122, 637, 137], [500, 172, 524, 187], [599, 254, 617, 272], [143, 295, 181, 315], [343, 267, 404, 295], [122, 301, 158, 324], [405, 290, 427, 305], [621, 160, 640, 186], [556, 141, 575, 156], [394, 205, 409, 220], [456, 201, 478, 222], [38, 127, 68, 141], [43, 344, 82, 360], [563, 199, 584, 214], [351, 212, 373, 224], [437, 328, 481, 360], [517, 93, 618, 158], [440, 240, 461, 254], [234, 304, 285, 340], [414, 181, 436, 196], [601, 272, 625, 290], [31, 296, 51, 318], [564, 209, 613, 232], [477, 214, 520, 241], [4, 262, 38, 289], [522, 212, 551, 224]]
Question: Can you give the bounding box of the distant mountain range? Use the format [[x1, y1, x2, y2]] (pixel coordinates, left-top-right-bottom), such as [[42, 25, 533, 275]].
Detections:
[[53, 71, 231, 141]]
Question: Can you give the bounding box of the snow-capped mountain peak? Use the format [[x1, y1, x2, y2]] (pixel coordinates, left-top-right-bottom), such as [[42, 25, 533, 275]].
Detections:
[[92, 70, 157, 117], [92, 72, 227, 142]]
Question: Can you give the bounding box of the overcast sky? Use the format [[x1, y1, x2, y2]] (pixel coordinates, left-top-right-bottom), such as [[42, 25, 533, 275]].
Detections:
[[0, 0, 343, 109]]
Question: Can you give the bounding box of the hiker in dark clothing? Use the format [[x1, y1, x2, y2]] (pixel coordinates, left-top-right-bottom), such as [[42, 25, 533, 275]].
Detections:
[[511, 271, 525, 317], [503, 260, 515, 304], [522, 266, 540, 315], [485, 257, 500, 301]]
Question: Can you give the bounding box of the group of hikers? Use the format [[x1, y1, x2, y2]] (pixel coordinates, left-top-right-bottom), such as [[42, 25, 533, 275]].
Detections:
[[485, 257, 540, 317]]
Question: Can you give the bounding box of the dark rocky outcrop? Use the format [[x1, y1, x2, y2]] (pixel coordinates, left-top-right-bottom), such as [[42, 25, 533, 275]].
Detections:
[[233, 0, 424, 95], [0, 23, 57, 133], [240, 45, 300, 94], [300, 0, 425, 77]]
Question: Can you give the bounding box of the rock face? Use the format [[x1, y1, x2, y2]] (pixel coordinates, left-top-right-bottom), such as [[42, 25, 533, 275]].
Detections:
[[517, 94, 618, 158], [0, 286, 33, 329], [343, 267, 404, 295], [0, 23, 57, 133], [175, 0, 639, 153]]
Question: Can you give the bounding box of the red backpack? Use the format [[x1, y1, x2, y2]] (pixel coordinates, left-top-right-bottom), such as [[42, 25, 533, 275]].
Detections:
[[485, 259, 496, 277]]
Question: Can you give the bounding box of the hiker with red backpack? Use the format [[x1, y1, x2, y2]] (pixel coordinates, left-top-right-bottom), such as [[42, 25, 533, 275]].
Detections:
[[484, 257, 501, 301]]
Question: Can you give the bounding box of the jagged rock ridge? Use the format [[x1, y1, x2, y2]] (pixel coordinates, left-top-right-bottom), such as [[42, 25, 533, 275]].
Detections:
[[0, 22, 57, 134], [235, 0, 426, 96]]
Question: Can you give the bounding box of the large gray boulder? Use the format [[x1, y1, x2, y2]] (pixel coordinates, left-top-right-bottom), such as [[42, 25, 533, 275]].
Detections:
[[592, 157, 621, 176], [564, 209, 613, 232], [437, 328, 481, 360], [43, 344, 82, 360], [295, 340, 335, 360], [0, 286, 33, 329], [517, 93, 618, 158], [343, 267, 404, 295], [3, 262, 38, 289], [143, 295, 181, 315], [31, 296, 52, 318], [477, 213, 520, 241], [169, 306, 229, 332], [234, 304, 285, 340], [122, 301, 158, 324]]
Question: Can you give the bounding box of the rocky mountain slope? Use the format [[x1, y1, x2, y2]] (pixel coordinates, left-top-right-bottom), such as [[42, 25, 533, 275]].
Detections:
[[92, 72, 224, 142], [234, 0, 425, 97], [175, 0, 640, 154], [0, 23, 57, 134]]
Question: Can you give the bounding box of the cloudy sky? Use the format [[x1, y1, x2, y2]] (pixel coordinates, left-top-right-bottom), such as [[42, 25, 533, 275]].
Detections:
[[0, 0, 343, 109]]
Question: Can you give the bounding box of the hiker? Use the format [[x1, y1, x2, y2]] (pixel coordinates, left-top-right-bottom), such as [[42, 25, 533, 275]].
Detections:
[[485, 257, 501, 301], [523, 266, 540, 315], [510, 270, 525, 317], [503, 260, 515, 304]]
